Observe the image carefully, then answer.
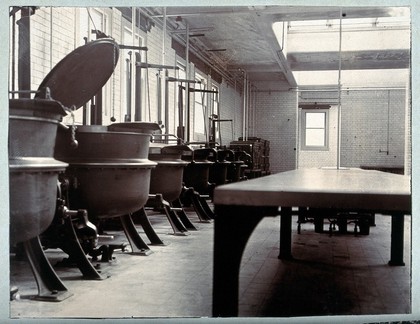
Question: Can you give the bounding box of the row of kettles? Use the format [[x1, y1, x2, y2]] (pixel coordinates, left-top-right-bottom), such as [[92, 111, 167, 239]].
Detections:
[[9, 37, 253, 301]]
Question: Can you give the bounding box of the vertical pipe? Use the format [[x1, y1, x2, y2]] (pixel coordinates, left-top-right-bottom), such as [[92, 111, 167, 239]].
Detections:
[[126, 54, 132, 121], [246, 79, 250, 140], [185, 22, 190, 142], [11, 10, 16, 96], [162, 7, 166, 66], [336, 8, 343, 169], [177, 83, 184, 140], [157, 71, 162, 123], [233, 79, 237, 140], [17, 7, 31, 98], [130, 7, 136, 121], [164, 69, 169, 134], [295, 89, 300, 169], [135, 52, 142, 121], [242, 73, 247, 140], [386, 90, 391, 154], [50, 7, 53, 69], [161, 7, 167, 129]]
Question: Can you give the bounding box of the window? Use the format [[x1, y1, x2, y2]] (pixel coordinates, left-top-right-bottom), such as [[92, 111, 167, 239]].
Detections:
[[301, 109, 329, 150]]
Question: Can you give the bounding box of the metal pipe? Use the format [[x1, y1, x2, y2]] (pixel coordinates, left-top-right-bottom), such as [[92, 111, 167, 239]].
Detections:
[[119, 45, 148, 51], [242, 72, 247, 140], [336, 8, 343, 169], [134, 52, 142, 121], [164, 69, 169, 134], [298, 87, 406, 92], [129, 7, 137, 122], [161, 7, 167, 130], [126, 54, 132, 121], [11, 9, 16, 96], [17, 7, 31, 98], [167, 77, 199, 83], [138, 63, 179, 69], [185, 22, 190, 142], [157, 71, 162, 124]]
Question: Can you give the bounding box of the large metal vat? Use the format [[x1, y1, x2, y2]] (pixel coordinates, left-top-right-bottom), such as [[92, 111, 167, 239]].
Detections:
[[9, 97, 68, 245], [108, 122, 189, 203], [148, 144, 190, 203], [182, 148, 215, 194], [55, 125, 156, 220]]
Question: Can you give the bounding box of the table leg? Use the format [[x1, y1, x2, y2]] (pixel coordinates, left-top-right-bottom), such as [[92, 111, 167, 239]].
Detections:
[[389, 212, 405, 266], [212, 205, 278, 317], [279, 206, 293, 260]]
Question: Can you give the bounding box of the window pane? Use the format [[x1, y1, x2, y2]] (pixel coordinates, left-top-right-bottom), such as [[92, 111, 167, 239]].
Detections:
[[305, 129, 325, 146], [306, 112, 325, 128]]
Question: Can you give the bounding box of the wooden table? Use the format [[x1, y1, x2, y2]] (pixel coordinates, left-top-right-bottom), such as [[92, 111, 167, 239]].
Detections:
[[212, 168, 411, 317]]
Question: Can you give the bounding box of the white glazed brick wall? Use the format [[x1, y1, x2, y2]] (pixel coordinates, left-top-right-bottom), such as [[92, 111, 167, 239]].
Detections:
[[340, 89, 406, 169], [252, 86, 298, 173]]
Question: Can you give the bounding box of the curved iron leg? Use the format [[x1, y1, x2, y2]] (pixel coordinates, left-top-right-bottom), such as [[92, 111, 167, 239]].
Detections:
[[61, 216, 106, 280], [133, 208, 166, 245], [23, 236, 73, 302], [162, 203, 190, 236], [199, 196, 215, 219], [187, 189, 212, 222], [119, 214, 153, 256], [171, 199, 198, 230]]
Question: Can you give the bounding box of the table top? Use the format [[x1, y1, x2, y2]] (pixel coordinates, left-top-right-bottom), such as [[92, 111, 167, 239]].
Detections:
[[213, 168, 411, 212]]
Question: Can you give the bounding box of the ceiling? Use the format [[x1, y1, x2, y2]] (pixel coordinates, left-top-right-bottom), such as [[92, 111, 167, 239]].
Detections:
[[146, 6, 410, 89]]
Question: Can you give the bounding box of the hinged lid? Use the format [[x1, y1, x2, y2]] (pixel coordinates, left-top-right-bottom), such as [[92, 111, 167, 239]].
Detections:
[[35, 38, 119, 110], [108, 122, 161, 134]]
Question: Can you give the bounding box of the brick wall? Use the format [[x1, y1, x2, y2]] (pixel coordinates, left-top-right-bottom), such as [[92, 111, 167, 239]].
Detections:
[[251, 86, 298, 173], [219, 81, 243, 146], [340, 89, 407, 170], [296, 89, 408, 171]]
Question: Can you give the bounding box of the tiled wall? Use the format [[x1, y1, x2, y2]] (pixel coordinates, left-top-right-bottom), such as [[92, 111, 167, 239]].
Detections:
[[340, 89, 407, 170], [252, 86, 298, 173]]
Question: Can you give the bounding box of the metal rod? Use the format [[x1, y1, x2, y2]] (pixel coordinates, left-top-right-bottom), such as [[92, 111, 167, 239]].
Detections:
[[119, 45, 148, 51], [167, 76, 199, 83], [336, 8, 343, 169], [164, 69, 169, 134], [11, 9, 16, 96], [242, 72, 247, 140], [126, 54, 132, 121], [135, 52, 142, 121], [138, 62, 179, 70], [157, 71, 162, 124], [17, 7, 31, 99], [188, 88, 217, 93], [186, 22, 190, 142]]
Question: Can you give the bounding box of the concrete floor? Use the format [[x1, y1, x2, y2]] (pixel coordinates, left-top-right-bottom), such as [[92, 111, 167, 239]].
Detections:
[[9, 205, 411, 320]]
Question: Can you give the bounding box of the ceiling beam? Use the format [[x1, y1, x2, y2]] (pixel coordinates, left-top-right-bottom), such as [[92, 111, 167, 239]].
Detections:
[[251, 12, 297, 88], [288, 49, 410, 71]]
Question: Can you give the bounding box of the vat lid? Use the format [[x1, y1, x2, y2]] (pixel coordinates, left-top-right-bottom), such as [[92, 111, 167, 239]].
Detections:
[[35, 38, 119, 110], [108, 122, 161, 134]]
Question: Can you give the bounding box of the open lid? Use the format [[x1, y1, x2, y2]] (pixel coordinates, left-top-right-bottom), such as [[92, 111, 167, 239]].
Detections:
[[35, 38, 119, 110], [108, 122, 161, 134]]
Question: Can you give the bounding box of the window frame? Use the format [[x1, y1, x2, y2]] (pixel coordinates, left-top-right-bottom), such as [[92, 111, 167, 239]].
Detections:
[[300, 108, 329, 151]]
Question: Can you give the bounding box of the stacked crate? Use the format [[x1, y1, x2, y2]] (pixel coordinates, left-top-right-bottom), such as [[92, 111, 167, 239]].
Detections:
[[229, 137, 270, 178]]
